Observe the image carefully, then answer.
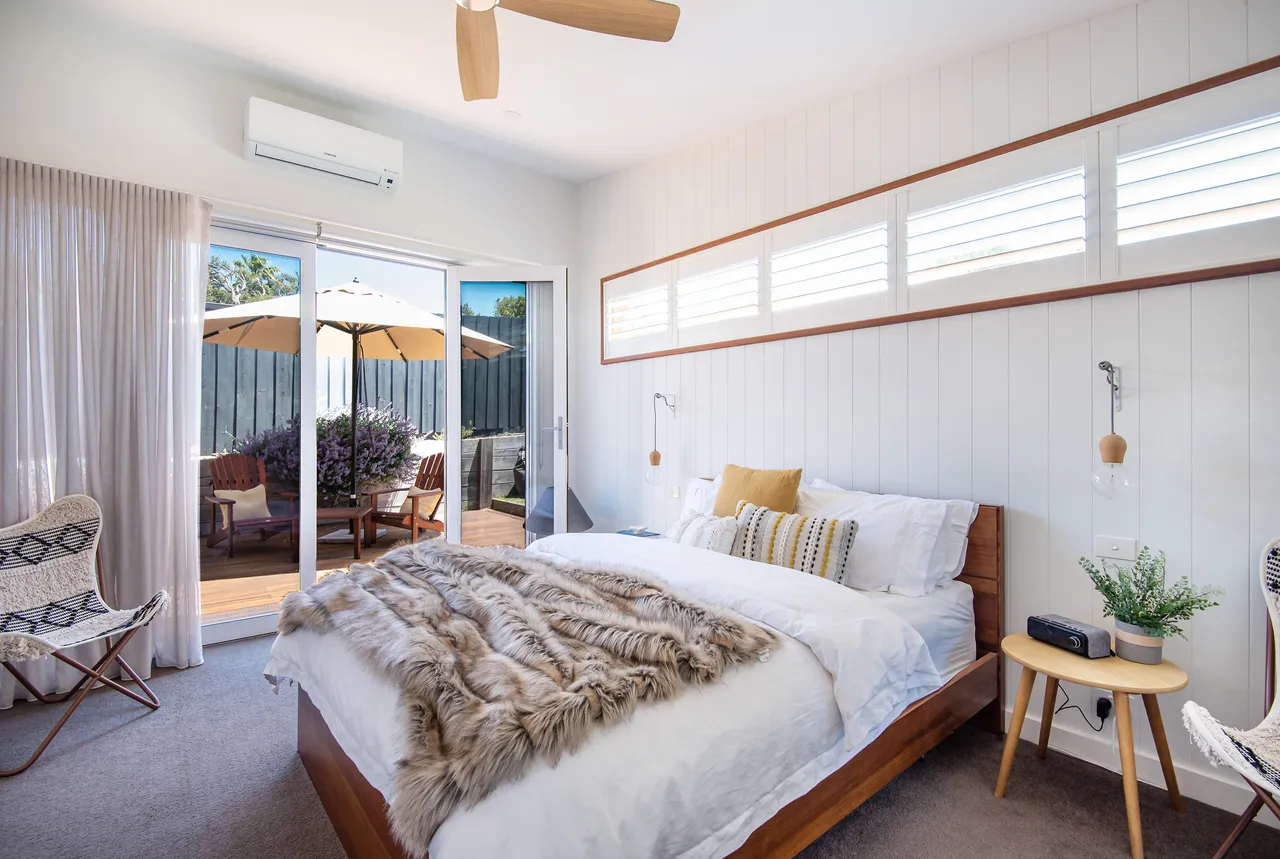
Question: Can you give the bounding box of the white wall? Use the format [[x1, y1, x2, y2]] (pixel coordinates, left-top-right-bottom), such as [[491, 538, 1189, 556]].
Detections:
[[0, 0, 578, 266], [573, 0, 1280, 820]]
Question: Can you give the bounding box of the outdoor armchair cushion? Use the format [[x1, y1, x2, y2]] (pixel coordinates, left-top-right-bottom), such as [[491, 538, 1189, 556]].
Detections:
[[212, 484, 272, 529]]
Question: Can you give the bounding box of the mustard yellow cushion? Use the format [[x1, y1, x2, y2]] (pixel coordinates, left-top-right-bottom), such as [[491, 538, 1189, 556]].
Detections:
[[214, 484, 272, 529], [712, 465, 803, 518]]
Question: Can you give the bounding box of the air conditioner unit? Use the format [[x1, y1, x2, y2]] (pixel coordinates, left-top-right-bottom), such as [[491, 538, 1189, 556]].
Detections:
[[243, 97, 403, 191]]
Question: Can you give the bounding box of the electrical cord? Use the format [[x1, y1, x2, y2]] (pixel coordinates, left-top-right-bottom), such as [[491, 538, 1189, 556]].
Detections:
[[1054, 684, 1107, 732]]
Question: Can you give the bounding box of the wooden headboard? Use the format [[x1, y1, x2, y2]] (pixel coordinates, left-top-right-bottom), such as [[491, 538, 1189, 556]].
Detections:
[[957, 504, 1005, 657]]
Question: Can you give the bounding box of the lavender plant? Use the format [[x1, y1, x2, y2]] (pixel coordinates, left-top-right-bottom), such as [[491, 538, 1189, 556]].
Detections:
[[235, 407, 421, 506]]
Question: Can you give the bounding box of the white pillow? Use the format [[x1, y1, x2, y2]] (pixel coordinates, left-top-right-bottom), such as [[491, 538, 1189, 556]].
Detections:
[[807, 479, 978, 593], [799, 482, 945, 596], [663, 513, 737, 555], [679, 475, 721, 520], [937, 499, 980, 585], [213, 483, 272, 529]]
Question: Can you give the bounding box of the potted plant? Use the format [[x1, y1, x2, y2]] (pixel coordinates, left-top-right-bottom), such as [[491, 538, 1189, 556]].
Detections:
[[1078, 547, 1221, 664]]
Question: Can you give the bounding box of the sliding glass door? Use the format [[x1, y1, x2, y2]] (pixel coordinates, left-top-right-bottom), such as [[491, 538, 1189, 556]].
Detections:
[[199, 229, 317, 642], [445, 266, 570, 545], [197, 245, 565, 640]]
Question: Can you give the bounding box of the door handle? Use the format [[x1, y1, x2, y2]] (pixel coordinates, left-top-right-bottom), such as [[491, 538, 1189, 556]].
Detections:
[[541, 416, 565, 450]]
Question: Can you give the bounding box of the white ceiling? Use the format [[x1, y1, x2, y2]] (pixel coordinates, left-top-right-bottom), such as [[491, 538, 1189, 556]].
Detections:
[[73, 0, 1135, 181]]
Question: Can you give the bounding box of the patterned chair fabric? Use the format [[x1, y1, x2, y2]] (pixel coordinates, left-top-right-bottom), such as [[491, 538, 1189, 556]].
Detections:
[[1183, 539, 1280, 797], [0, 495, 168, 662]]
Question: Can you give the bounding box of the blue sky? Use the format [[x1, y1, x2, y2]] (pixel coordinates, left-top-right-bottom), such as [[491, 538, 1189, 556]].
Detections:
[[461, 281, 525, 316]]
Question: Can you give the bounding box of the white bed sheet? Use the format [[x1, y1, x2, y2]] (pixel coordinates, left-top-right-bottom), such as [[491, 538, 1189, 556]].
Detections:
[[264, 536, 964, 859], [861, 580, 977, 682]]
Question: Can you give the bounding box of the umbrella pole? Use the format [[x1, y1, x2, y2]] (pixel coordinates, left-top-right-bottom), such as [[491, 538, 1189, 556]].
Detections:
[[350, 331, 359, 507]]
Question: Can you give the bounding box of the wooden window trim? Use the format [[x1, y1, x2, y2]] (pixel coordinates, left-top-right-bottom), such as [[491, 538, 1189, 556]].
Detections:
[[599, 54, 1280, 366]]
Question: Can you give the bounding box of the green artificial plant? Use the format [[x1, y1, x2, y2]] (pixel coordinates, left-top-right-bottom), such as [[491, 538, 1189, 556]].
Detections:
[[1078, 547, 1221, 639]]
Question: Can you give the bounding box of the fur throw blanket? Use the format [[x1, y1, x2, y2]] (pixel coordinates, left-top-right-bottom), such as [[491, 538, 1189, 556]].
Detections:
[[279, 540, 777, 857]]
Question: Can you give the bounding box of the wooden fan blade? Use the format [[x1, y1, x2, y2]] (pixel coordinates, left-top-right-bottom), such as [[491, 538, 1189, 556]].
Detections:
[[457, 6, 500, 101], [500, 0, 679, 42]]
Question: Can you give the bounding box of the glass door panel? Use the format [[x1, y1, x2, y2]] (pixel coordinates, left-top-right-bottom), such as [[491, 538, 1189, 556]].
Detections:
[[199, 230, 316, 640], [311, 249, 447, 567], [446, 267, 570, 546]]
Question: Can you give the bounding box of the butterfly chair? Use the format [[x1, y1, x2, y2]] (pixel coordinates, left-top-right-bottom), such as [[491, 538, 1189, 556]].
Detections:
[[205, 453, 296, 559], [364, 452, 445, 545], [0, 495, 168, 776], [1183, 538, 1280, 857]]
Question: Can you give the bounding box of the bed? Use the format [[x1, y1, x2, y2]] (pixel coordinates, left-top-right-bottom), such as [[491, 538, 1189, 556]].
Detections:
[[268, 504, 1003, 859]]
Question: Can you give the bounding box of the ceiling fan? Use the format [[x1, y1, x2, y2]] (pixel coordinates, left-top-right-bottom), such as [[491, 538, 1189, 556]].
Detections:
[[453, 0, 681, 101]]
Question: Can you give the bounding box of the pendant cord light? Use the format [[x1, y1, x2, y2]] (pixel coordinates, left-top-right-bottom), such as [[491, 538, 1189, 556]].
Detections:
[[1100, 360, 1118, 435], [652, 393, 675, 444], [645, 394, 675, 485], [1094, 360, 1132, 497]]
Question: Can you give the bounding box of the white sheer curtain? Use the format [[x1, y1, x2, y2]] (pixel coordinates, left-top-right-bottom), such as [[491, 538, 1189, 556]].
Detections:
[[0, 158, 207, 707]]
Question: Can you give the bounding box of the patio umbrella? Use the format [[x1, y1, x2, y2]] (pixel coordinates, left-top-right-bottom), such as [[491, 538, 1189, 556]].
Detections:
[[203, 279, 512, 502]]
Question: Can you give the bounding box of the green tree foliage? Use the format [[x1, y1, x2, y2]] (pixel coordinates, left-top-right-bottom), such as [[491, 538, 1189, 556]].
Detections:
[[494, 294, 526, 318], [460, 302, 477, 316], [207, 254, 299, 305]]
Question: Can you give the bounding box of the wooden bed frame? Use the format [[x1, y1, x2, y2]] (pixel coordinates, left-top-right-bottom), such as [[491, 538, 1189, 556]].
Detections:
[[296, 505, 1005, 859]]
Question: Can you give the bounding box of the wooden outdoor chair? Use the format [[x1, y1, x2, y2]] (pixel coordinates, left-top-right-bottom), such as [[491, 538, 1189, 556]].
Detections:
[[0, 495, 167, 776], [205, 453, 296, 559], [364, 452, 445, 544]]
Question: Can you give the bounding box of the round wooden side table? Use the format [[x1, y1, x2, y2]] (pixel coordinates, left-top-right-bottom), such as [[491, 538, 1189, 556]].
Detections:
[[994, 632, 1189, 859]]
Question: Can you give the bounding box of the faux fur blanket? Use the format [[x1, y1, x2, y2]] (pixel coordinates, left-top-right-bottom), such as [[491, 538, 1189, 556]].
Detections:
[[279, 540, 776, 857]]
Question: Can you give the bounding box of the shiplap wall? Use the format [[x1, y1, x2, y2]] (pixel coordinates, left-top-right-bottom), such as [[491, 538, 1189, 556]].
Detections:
[[572, 1, 1280, 817]]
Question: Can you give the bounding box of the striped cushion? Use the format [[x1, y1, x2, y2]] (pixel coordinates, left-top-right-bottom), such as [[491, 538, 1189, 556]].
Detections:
[[731, 502, 858, 583]]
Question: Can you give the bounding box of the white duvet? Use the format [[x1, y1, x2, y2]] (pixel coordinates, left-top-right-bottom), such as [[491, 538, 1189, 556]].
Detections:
[[266, 534, 943, 859]]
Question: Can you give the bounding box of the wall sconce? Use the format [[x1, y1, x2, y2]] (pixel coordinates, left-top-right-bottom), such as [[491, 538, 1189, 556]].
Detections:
[[1093, 360, 1134, 498], [645, 393, 676, 486]]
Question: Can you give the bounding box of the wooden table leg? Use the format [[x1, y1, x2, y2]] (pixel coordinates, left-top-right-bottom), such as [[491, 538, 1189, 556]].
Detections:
[[1037, 676, 1059, 759], [995, 665, 1037, 798], [1142, 693, 1187, 813], [1115, 692, 1144, 859], [352, 517, 362, 560]]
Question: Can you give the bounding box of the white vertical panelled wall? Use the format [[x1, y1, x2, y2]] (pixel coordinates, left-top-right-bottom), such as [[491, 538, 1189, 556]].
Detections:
[[572, 0, 1280, 821]]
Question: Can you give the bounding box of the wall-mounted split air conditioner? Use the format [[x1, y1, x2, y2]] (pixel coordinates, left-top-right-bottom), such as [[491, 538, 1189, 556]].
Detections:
[[243, 97, 403, 191]]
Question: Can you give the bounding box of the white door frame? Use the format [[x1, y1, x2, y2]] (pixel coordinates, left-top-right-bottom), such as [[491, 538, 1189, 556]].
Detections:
[[445, 265, 569, 540], [201, 228, 318, 644]]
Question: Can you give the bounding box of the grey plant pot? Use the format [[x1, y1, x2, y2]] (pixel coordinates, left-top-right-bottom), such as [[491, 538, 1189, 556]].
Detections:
[[1114, 620, 1164, 664]]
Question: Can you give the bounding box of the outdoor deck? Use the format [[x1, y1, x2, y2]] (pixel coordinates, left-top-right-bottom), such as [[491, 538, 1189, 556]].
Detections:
[[199, 508, 526, 624]]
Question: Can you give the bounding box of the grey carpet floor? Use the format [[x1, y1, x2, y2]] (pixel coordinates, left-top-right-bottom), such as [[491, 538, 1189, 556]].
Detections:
[[1, 637, 1278, 859]]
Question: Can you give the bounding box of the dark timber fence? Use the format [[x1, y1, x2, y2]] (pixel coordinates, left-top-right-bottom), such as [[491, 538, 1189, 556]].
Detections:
[[200, 314, 526, 455]]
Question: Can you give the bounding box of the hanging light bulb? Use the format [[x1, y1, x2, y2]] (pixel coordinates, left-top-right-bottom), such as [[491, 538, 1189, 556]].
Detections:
[[1093, 434, 1135, 498], [645, 450, 664, 486], [1093, 361, 1133, 498]]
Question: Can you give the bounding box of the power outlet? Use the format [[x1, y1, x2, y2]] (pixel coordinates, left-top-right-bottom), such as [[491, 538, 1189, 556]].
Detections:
[[670, 485, 681, 499], [1095, 693, 1113, 723]]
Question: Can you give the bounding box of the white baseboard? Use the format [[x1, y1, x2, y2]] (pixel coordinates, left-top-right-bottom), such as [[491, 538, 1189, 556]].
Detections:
[[1008, 703, 1278, 829]]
